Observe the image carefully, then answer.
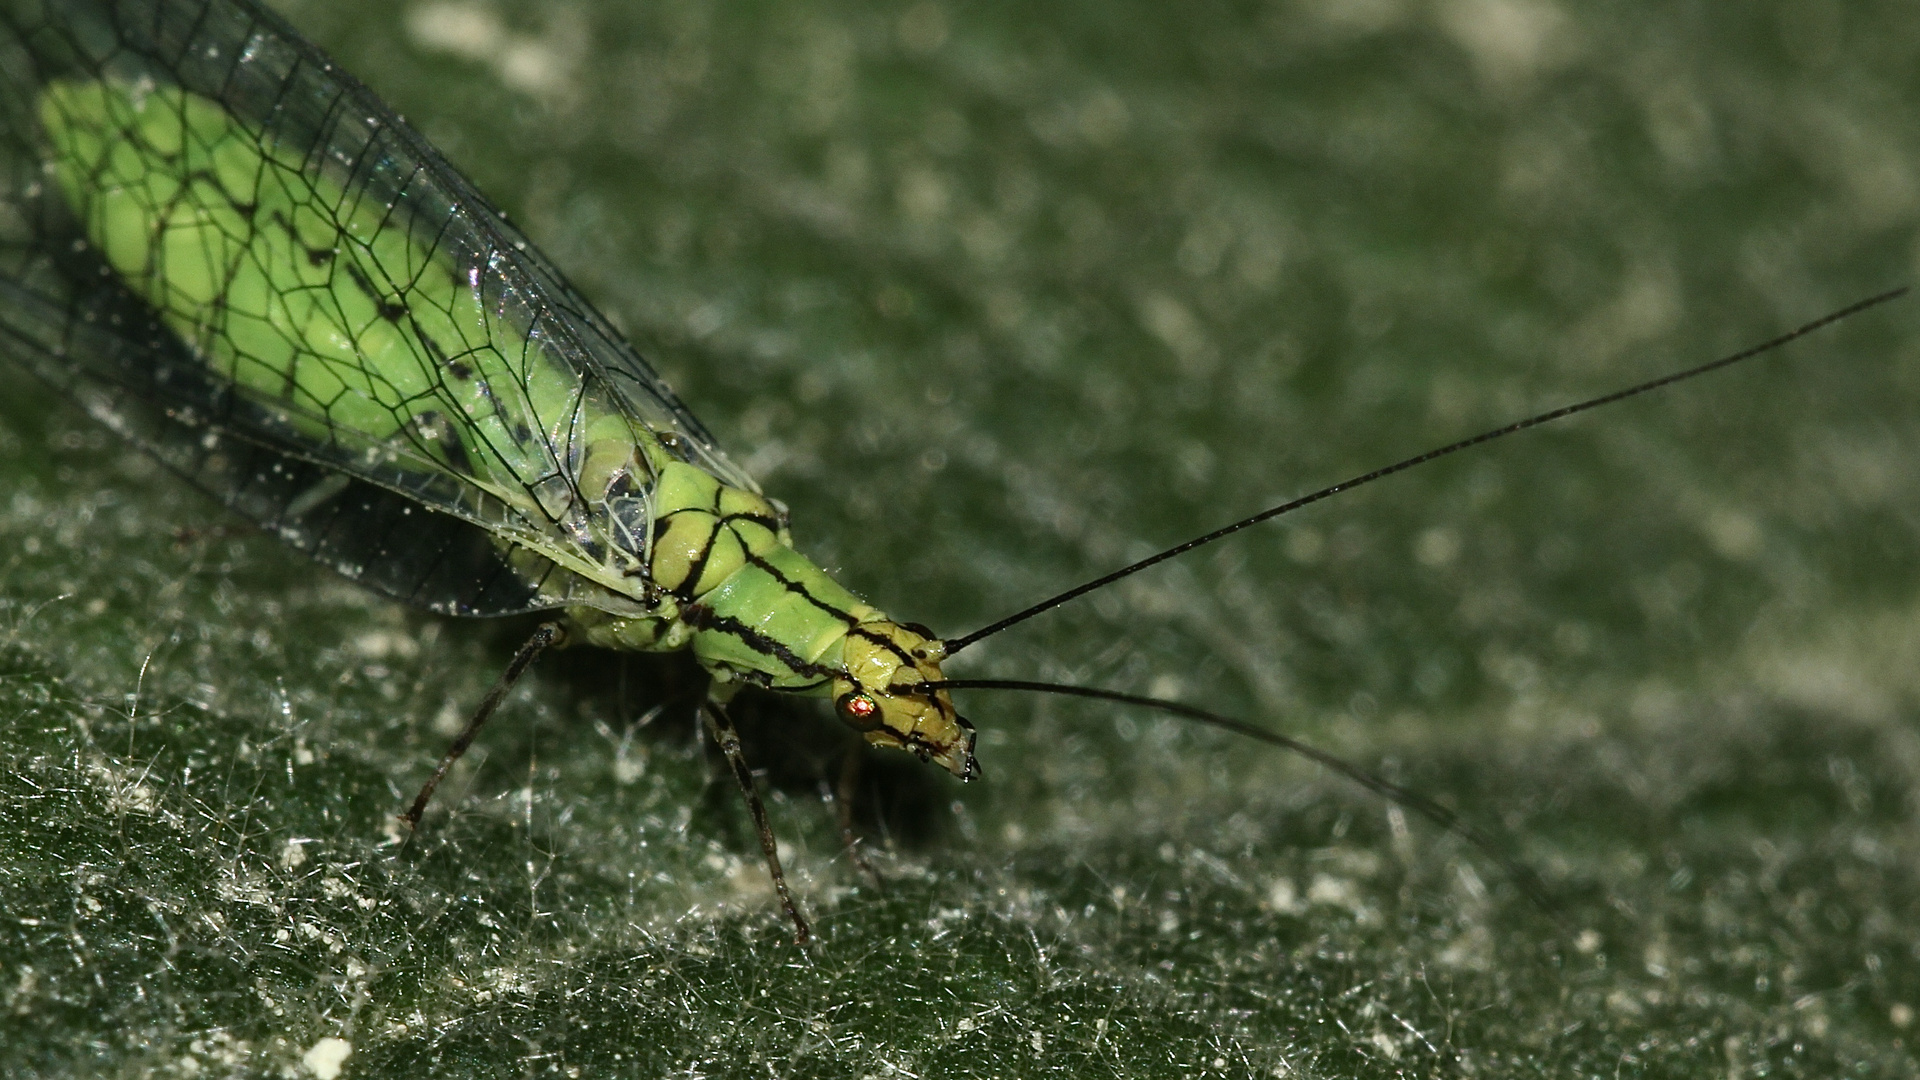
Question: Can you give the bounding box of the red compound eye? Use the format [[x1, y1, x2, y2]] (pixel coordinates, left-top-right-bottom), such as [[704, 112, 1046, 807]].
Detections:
[[836, 692, 880, 729]]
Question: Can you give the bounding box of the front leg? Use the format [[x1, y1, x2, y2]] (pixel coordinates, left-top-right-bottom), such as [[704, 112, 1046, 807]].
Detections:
[[822, 744, 884, 891], [701, 697, 813, 945]]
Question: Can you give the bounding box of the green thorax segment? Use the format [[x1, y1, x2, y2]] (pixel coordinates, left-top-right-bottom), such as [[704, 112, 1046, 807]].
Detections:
[[574, 461, 976, 778]]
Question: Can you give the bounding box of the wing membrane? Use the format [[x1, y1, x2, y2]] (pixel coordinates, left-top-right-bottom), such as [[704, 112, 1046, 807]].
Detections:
[[0, 0, 754, 617]]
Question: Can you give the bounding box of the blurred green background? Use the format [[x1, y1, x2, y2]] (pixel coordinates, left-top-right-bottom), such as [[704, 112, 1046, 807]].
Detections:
[[3, 0, 1919, 1075]]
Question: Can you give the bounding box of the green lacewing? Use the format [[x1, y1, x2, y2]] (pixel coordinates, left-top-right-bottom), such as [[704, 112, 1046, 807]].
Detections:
[[0, 0, 1896, 944]]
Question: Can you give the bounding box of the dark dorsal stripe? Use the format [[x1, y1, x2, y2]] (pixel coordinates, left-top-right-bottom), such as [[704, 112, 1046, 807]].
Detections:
[[682, 605, 832, 681]]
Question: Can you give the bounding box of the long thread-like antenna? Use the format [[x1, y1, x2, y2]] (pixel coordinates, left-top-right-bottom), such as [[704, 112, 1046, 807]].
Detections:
[[943, 288, 1907, 654], [927, 677, 1557, 910]]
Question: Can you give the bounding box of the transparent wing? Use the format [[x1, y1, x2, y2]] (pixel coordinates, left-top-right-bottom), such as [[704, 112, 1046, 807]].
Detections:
[[0, 0, 757, 616]]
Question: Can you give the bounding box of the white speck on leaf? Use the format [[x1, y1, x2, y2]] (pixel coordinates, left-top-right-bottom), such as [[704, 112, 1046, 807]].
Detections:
[[301, 1037, 351, 1079]]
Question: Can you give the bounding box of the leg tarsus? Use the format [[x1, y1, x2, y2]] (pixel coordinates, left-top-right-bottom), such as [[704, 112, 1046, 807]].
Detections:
[[702, 700, 813, 945], [401, 621, 565, 833]]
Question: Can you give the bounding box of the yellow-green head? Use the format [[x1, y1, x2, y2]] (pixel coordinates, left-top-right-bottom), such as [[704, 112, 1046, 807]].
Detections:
[[831, 621, 976, 780]]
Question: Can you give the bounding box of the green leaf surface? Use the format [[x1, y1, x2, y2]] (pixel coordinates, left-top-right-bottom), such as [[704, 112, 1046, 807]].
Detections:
[[3, 0, 1918, 1075]]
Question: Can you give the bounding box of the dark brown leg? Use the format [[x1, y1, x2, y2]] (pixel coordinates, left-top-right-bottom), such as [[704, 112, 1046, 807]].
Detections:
[[702, 699, 812, 945], [821, 745, 883, 890], [401, 622, 565, 830]]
